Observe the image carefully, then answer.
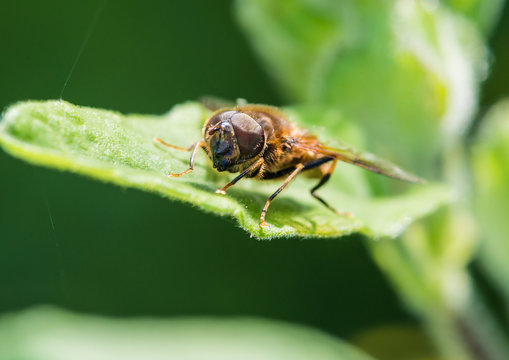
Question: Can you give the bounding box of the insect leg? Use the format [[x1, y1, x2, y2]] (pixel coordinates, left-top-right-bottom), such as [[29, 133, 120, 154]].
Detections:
[[168, 141, 205, 178], [216, 157, 264, 195], [260, 163, 305, 227], [154, 137, 195, 151], [310, 159, 337, 211], [310, 159, 352, 217]]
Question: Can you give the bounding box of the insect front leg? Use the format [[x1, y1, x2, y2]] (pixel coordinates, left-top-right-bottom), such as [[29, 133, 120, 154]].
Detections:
[[163, 140, 205, 178], [260, 163, 304, 227], [154, 137, 196, 151], [216, 157, 264, 195]]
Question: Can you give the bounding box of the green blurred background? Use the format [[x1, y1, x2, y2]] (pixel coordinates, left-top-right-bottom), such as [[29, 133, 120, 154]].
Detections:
[[0, 0, 508, 347]]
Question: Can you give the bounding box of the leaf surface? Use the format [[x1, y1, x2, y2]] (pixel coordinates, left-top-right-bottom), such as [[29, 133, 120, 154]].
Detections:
[[0, 100, 450, 239]]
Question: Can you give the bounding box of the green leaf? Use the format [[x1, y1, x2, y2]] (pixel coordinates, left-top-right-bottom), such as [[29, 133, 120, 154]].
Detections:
[[0, 100, 449, 239], [235, 0, 486, 175], [0, 306, 375, 360], [472, 99, 509, 300]]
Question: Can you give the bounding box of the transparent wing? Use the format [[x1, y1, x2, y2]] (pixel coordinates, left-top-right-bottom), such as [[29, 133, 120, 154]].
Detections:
[[294, 143, 424, 183], [199, 96, 236, 111]]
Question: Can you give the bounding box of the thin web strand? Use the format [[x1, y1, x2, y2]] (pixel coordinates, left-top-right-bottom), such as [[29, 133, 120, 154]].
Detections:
[[59, 0, 107, 99]]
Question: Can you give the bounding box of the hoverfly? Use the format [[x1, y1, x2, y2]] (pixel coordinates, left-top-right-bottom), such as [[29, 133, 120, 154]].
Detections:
[[155, 103, 422, 227]]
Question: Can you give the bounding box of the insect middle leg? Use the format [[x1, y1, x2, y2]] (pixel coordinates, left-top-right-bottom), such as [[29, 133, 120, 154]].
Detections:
[[260, 163, 304, 227]]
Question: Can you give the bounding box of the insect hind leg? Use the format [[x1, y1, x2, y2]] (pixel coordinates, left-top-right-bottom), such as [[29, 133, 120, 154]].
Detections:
[[309, 159, 352, 217]]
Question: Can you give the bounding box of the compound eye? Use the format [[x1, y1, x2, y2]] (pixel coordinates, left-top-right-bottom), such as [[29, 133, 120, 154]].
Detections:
[[205, 111, 236, 136], [230, 113, 264, 160], [214, 138, 232, 156]]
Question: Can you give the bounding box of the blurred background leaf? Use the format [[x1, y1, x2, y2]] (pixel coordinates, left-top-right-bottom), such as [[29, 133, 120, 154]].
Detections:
[[0, 307, 375, 360], [235, 0, 487, 179], [472, 100, 509, 303]]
